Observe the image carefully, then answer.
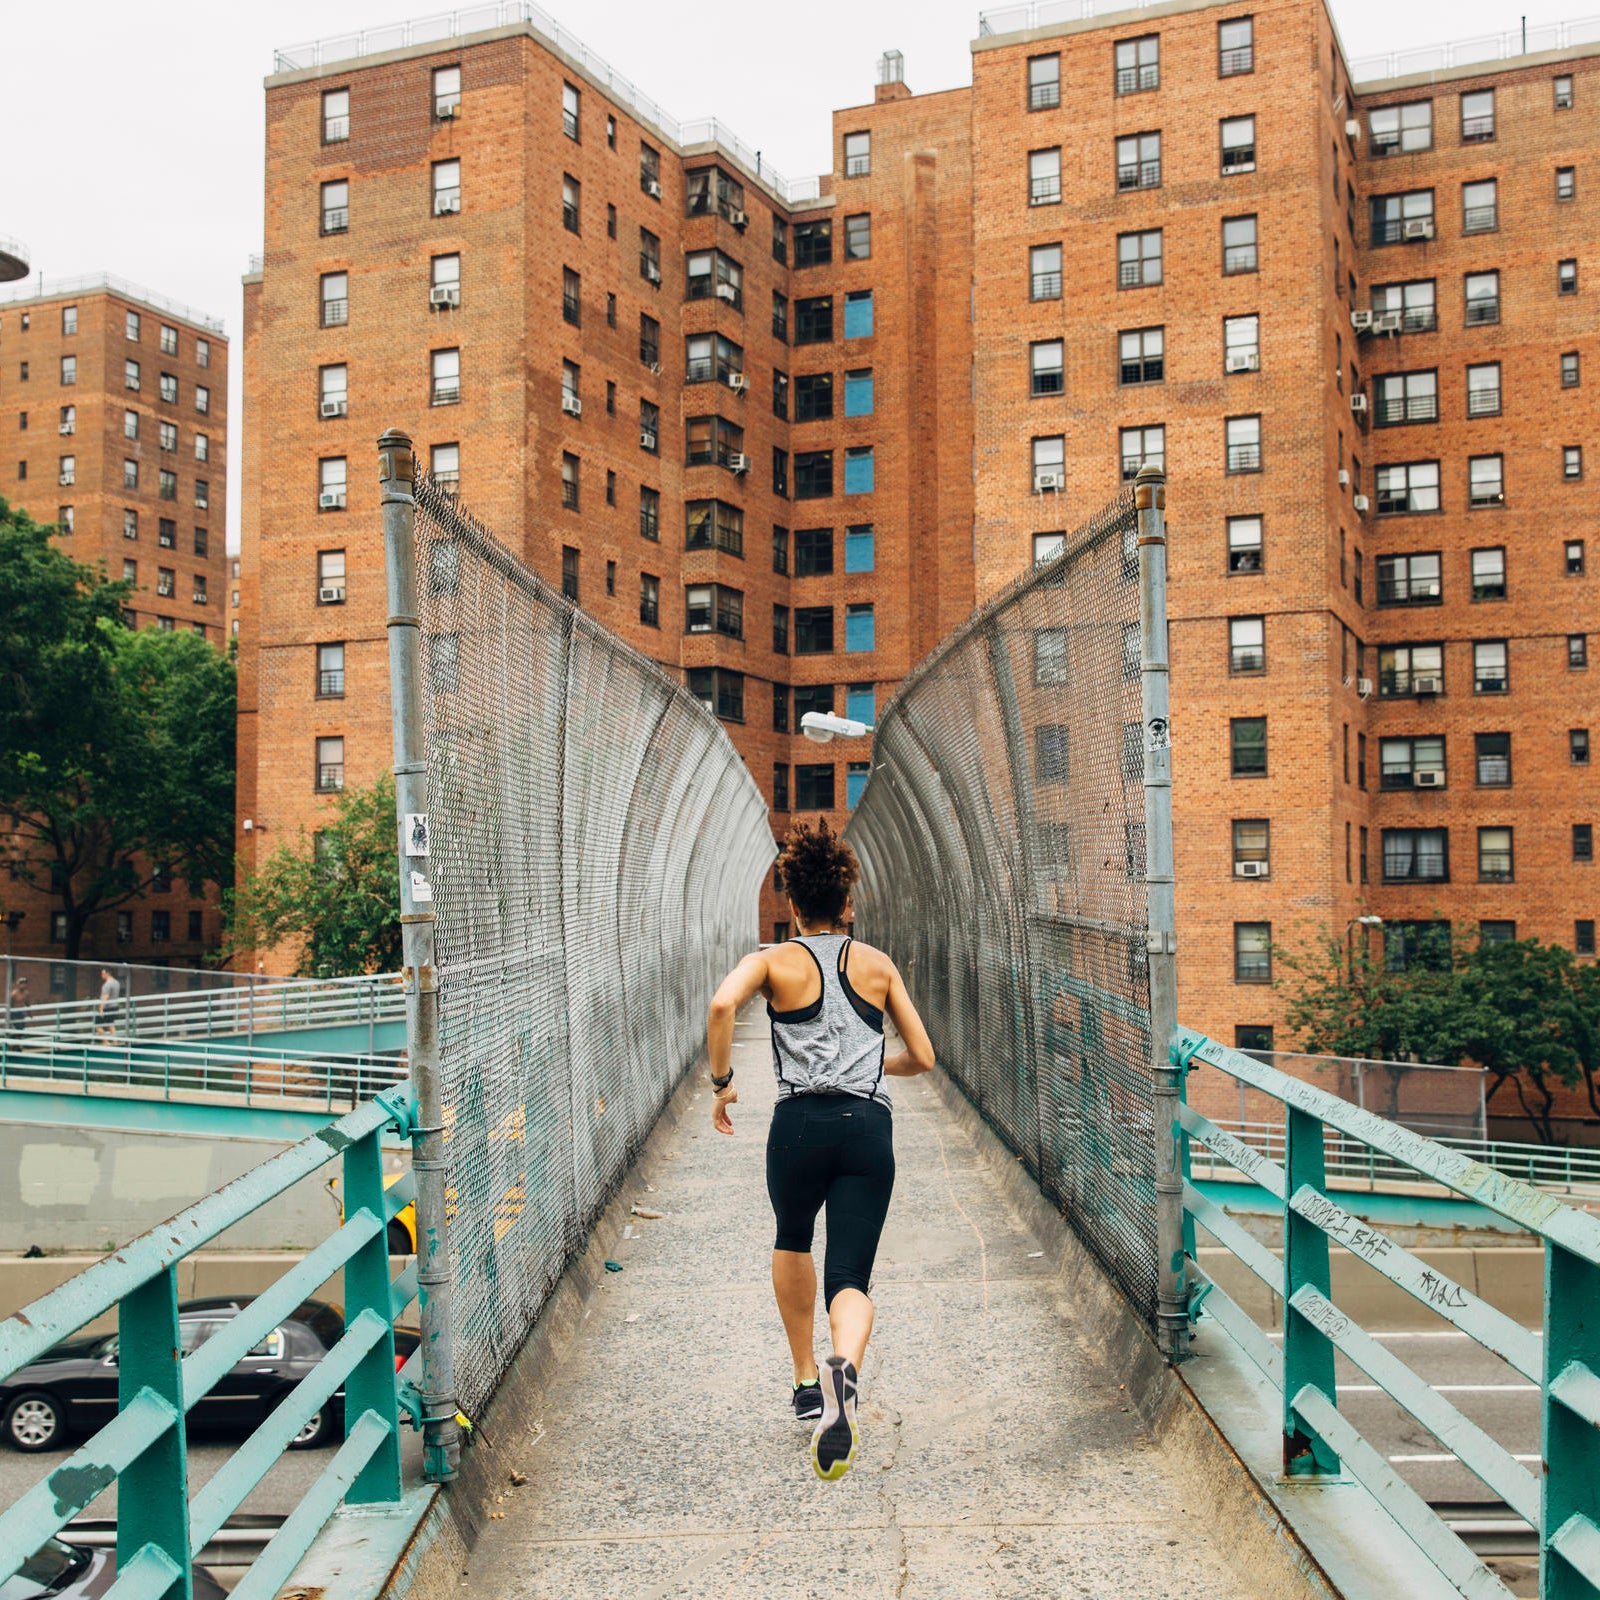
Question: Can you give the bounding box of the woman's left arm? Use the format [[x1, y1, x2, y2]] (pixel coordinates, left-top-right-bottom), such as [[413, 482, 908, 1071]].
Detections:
[[707, 952, 769, 1133]]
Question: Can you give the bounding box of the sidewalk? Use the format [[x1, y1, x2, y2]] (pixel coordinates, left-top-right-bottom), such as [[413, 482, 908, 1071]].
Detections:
[[462, 1009, 1261, 1599]]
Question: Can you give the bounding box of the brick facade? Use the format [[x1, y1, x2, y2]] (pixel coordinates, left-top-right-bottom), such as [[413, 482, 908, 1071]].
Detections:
[[242, 2, 1596, 1075], [0, 281, 230, 966]]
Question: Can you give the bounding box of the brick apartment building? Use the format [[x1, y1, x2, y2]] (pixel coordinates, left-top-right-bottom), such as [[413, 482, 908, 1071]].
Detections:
[[242, 0, 1596, 1074], [0, 277, 231, 968]]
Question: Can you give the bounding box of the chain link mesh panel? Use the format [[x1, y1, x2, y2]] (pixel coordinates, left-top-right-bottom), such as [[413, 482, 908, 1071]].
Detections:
[[846, 489, 1160, 1321], [409, 476, 774, 1416]]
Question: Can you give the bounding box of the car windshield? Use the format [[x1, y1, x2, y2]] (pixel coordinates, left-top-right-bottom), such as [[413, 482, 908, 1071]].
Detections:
[[16, 1538, 88, 1585]]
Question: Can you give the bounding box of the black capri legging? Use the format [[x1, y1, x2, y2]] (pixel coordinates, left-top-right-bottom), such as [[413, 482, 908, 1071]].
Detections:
[[766, 1093, 895, 1308]]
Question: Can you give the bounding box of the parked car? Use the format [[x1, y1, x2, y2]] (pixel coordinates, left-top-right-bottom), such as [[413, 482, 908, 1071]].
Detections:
[[1, 1298, 419, 1454], [0, 1536, 225, 1599]]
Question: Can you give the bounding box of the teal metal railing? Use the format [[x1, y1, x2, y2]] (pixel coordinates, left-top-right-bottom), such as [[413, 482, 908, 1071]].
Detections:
[[0, 1091, 422, 1600], [1174, 1027, 1600, 1600]]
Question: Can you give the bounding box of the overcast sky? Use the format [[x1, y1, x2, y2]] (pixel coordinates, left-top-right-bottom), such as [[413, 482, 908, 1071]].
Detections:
[[0, 0, 1568, 549]]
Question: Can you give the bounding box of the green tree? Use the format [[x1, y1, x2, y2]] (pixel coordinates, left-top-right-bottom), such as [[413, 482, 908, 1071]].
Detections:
[[227, 774, 401, 977], [0, 501, 236, 957]]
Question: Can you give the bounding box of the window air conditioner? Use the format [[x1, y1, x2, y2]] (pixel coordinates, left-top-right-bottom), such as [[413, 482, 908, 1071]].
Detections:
[[1034, 471, 1064, 492], [1414, 769, 1446, 788], [430, 285, 461, 307], [715, 282, 738, 302], [1357, 677, 1373, 697], [728, 452, 750, 473], [644, 260, 662, 284], [1373, 311, 1404, 333], [319, 491, 346, 509], [1338, 469, 1351, 485], [1350, 310, 1374, 331], [649, 362, 662, 375], [561, 393, 582, 416], [436, 102, 460, 120], [1402, 217, 1435, 240], [319, 585, 346, 603], [1350, 393, 1368, 413], [727, 372, 748, 392], [1344, 119, 1361, 139], [435, 195, 461, 214], [59, 421, 74, 435], [646, 179, 663, 199], [1225, 351, 1259, 373], [729, 210, 749, 229], [1353, 494, 1370, 512], [640, 430, 658, 450], [1235, 860, 1269, 878], [1413, 674, 1441, 695], [320, 398, 348, 418]]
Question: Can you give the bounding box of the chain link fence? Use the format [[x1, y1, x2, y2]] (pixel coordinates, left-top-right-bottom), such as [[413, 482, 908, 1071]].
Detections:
[[846, 487, 1164, 1322], [408, 474, 774, 1418]]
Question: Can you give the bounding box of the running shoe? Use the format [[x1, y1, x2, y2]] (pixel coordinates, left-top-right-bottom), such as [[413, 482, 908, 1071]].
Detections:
[[792, 1378, 823, 1421], [810, 1355, 859, 1481]]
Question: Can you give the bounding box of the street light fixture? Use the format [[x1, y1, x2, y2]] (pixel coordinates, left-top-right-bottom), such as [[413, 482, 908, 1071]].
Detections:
[[801, 711, 873, 744]]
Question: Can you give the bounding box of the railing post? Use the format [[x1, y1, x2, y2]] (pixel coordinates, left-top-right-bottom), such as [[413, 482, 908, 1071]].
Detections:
[[1136, 463, 1188, 1362], [1283, 1106, 1340, 1476], [1543, 1240, 1600, 1599], [341, 1124, 402, 1502], [379, 427, 461, 1482], [118, 1266, 191, 1600]]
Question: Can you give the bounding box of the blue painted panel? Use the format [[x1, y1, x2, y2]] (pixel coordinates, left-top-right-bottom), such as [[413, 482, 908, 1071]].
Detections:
[[845, 606, 876, 653], [844, 527, 875, 573], [844, 450, 875, 495], [847, 766, 870, 809], [846, 685, 875, 725], [844, 371, 874, 416], [843, 291, 874, 338]]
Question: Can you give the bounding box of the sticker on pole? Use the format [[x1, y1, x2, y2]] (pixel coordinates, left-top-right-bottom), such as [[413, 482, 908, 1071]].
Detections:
[[409, 869, 434, 904], [405, 814, 431, 858], [1145, 717, 1171, 752]]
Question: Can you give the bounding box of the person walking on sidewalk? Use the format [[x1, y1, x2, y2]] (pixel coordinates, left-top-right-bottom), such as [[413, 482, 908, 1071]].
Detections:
[[705, 818, 936, 1482]]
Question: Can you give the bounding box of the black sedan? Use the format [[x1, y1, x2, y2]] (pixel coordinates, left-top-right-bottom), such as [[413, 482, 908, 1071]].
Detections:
[[1, 1298, 419, 1454], [0, 1537, 225, 1599]]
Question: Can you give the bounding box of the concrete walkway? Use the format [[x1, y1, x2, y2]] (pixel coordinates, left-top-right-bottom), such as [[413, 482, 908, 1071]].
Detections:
[[462, 1010, 1263, 1599]]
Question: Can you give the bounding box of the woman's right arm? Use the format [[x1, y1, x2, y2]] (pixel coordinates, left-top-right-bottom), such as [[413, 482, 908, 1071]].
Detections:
[[882, 964, 935, 1077]]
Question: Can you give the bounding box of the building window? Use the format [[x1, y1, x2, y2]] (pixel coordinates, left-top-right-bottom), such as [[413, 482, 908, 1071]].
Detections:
[[1219, 16, 1253, 74], [1477, 826, 1513, 882], [321, 180, 349, 234], [322, 87, 349, 142], [1380, 735, 1446, 789], [1464, 270, 1500, 326], [61, 305, 77, 336], [1225, 415, 1261, 473], [1370, 189, 1434, 245], [796, 296, 834, 345], [686, 499, 744, 556], [156, 566, 175, 598], [1231, 716, 1266, 776], [796, 763, 835, 810], [1470, 731, 1510, 787], [846, 603, 875, 652], [1579, 921, 1597, 956], [562, 174, 580, 234], [637, 572, 660, 628], [1233, 819, 1269, 875], [1028, 53, 1061, 110], [159, 324, 178, 356], [318, 457, 348, 512], [1479, 920, 1517, 946], [1465, 362, 1500, 417], [640, 485, 661, 541], [771, 216, 788, 265], [795, 606, 835, 654], [159, 372, 178, 405], [1373, 278, 1437, 332], [685, 249, 743, 309], [428, 348, 460, 407], [431, 63, 461, 118], [639, 314, 662, 370], [844, 214, 871, 261], [1375, 369, 1437, 425], [1470, 546, 1506, 600], [1563, 351, 1582, 388], [1029, 148, 1062, 206], [1116, 131, 1161, 191], [1567, 540, 1586, 575], [196, 338, 209, 368], [1383, 828, 1449, 881], [1229, 616, 1265, 674], [1228, 516, 1262, 573], [1234, 923, 1271, 982], [429, 442, 459, 496], [1119, 326, 1163, 385], [795, 528, 834, 577], [794, 220, 833, 269], [1468, 454, 1503, 507], [1220, 116, 1256, 174], [58, 454, 75, 486], [561, 80, 580, 140], [1560, 258, 1579, 295], [159, 467, 177, 500], [1565, 447, 1584, 480], [317, 550, 347, 602], [843, 290, 874, 339], [1577, 824, 1596, 863], [321, 272, 348, 327], [772, 292, 789, 343], [125, 359, 140, 390], [316, 736, 345, 792], [1377, 551, 1442, 605], [1223, 315, 1259, 372], [1369, 100, 1432, 154], [194, 386, 209, 416], [58, 505, 74, 534], [1557, 165, 1577, 201], [562, 267, 581, 326], [60, 355, 77, 386], [1461, 88, 1495, 142], [1119, 425, 1163, 481], [795, 450, 834, 500], [319, 364, 349, 418], [317, 642, 346, 698], [1375, 460, 1440, 514], [1222, 215, 1257, 275], [432, 160, 461, 215], [1378, 642, 1443, 696], [561, 453, 579, 511], [123, 409, 139, 441], [1572, 634, 1591, 670], [1032, 434, 1066, 491], [1473, 639, 1508, 693], [1030, 339, 1065, 396], [1031, 243, 1063, 302], [1114, 35, 1159, 95], [685, 667, 745, 723]]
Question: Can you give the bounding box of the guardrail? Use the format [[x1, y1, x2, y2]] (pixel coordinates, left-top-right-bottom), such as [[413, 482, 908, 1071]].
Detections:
[[1193, 1118, 1600, 1199], [1350, 15, 1600, 83], [5, 972, 404, 1047], [1175, 1026, 1600, 1599], [0, 1093, 422, 1597], [0, 1035, 405, 1111]]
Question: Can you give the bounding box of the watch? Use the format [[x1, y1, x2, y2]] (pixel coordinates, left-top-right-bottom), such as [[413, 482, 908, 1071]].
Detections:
[[711, 1068, 734, 1090]]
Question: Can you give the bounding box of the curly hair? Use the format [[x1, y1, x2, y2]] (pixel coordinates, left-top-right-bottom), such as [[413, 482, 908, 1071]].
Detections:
[[776, 817, 860, 928]]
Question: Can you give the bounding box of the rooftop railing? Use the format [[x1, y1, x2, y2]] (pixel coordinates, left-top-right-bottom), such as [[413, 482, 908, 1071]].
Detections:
[[271, 4, 823, 206], [1351, 15, 1600, 81], [0, 272, 225, 334]]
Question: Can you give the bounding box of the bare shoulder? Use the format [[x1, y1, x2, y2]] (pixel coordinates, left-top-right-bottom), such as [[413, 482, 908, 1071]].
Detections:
[[846, 938, 899, 981]]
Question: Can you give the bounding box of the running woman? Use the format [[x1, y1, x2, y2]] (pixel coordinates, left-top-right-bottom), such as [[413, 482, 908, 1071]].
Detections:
[[706, 819, 935, 1481]]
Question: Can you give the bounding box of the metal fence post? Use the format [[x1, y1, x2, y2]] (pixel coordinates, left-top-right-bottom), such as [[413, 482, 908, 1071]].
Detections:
[[1542, 1239, 1600, 1598], [1283, 1107, 1340, 1476], [341, 1123, 402, 1503], [1137, 464, 1188, 1362], [378, 428, 461, 1482]]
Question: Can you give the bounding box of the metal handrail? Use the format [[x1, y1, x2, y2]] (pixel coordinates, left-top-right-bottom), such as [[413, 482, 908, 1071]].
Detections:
[[0, 1093, 418, 1592], [0, 273, 225, 334], [1175, 1026, 1600, 1598], [1350, 15, 1600, 83]]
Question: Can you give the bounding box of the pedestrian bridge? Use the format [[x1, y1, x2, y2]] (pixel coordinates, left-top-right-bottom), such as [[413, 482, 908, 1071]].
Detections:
[[1, 450, 1596, 1600]]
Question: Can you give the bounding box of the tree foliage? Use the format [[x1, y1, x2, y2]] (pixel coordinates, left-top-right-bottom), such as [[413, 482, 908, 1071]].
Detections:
[[1279, 925, 1600, 1142], [227, 774, 401, 977], [0, 500, 236, 957]]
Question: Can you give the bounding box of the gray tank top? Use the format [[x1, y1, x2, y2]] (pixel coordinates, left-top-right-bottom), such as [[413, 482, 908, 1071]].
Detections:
[[768, 934, 889, 1107]]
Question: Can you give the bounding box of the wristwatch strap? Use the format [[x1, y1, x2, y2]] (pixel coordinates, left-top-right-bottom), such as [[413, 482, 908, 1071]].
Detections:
[[711, 1069, 734, 1090]]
